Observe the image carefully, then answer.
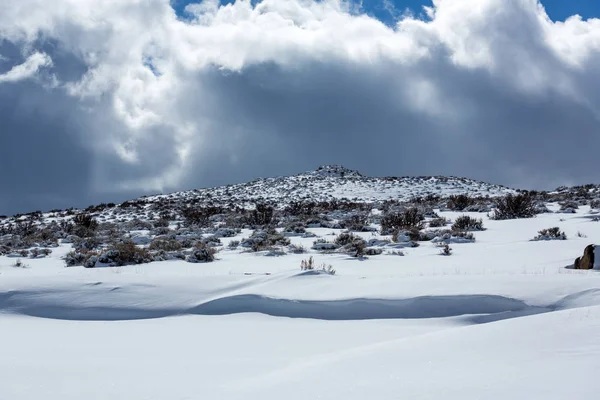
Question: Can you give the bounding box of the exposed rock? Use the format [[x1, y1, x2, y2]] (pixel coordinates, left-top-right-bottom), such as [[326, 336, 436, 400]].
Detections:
[[130, 233, 152, 245], [574, 245, 595, 270]]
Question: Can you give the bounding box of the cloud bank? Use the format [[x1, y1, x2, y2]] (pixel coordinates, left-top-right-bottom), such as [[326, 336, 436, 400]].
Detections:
[[1, 0, 600, 214]]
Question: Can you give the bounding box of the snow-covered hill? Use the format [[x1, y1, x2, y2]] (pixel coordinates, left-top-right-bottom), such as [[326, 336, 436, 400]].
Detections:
[[1, 167, 600, 400], [141, 165, 516, 207], [2, 206, 600, 399]]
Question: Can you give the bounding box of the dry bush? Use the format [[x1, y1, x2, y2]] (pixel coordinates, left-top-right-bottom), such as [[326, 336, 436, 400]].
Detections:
[[73, 213, 98, 236], [532, 227, 567, 241], [380, 208, 425, 235], [242, 228, 290, 252], [335, 232, 359, 247], [188, 242, 216, 263], [446, 195, 475, 211], [300, 256, 336, 275], [149, 238, 182, 252], [285, 202, 317, 217], [346, 238, 366, 258], [491, 193, 537, 220], [429, 217, 449, 228], [300, 256, 315, 270], [105, 241, 152, 266], [340, 214, 370, 232], [452, 215, 485, 231], [284, 222, 307, 235], [153, 218, 170, 228], [439, 243, 452, 256], [181, 207, 223, 227], [64, 249, 100, 267], [246, 203, 275, 227], [288, 244, 307, 254]]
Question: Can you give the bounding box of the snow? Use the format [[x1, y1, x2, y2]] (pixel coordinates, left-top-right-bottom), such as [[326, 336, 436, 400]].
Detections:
[[139, 166, 515, 207], [1, 207, 600, 399]]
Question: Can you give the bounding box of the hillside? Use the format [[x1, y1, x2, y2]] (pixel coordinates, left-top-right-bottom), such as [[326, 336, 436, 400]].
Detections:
[[1, 166, 600, 400], [141, 165, 516, 207]]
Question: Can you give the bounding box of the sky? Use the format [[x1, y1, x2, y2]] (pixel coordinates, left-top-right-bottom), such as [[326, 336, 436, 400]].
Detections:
[[1, 0, 600, 215]]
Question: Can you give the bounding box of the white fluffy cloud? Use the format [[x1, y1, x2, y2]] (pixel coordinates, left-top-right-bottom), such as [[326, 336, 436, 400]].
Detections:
[[1, 0, 600, 212], [0, 52, 51, 82]]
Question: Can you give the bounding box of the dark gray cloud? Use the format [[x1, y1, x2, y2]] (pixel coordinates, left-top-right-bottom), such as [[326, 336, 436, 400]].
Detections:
[[1, 0, 600, 215], [0, 80, 92, 214], [176, 54, 600, 194]]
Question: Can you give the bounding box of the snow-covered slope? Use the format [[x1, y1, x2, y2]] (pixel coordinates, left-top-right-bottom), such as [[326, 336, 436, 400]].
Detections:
[[2, 203, 600, 399], [142, 165, 515, 207]]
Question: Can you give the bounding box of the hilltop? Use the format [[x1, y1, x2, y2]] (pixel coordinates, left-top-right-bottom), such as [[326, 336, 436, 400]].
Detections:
[[140, 165, 515, 208]]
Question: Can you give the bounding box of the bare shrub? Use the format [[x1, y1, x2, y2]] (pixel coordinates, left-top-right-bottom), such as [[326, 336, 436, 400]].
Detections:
[[125, 218, 153, 231], [149, 238, 182, 252], [346, 238, 366, 258], [428, 217, 449, 228], [300, 256, 335, 275], [73, 236, 101, 251], [242, 228, 290, 252], [64, 249, 99, 267], [246, 203, 275, 227], [285, 202, 317, 217], [187, 242, 216, 263], [380, 208, 425, 235], [73, 213, 98, 231], [335, 232, 359, 247], [452, 215, 485, 231], [364, 248, 383, 256], [153, 218, 170, 228], [532, 227, 567, 241], [181, 207, 223, 228], [439, 243, 452, 256], [491, 193, 537, 220], [321, 264, 336, 275], [431, 229, 475, 244], [288, 244, 307, 254], [311, 238, 339, 251], [102, 241, 152, 266], [559, 201, 578, 213], [340, 214, 370, 232], [387, 250, 405, 256], [300, 256, 315, 271], [72, 213, 98, 237], [446, 195, 475, 211], [213, 227, 241, 238], [284, 222, 307, 235]]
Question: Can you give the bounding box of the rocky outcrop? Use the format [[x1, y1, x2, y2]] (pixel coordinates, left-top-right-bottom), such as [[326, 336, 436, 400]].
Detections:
[[574, 245, 595, 270]]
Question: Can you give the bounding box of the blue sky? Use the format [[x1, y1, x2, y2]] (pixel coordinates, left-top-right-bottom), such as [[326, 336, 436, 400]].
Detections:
[[172, 0, 599, 23]]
